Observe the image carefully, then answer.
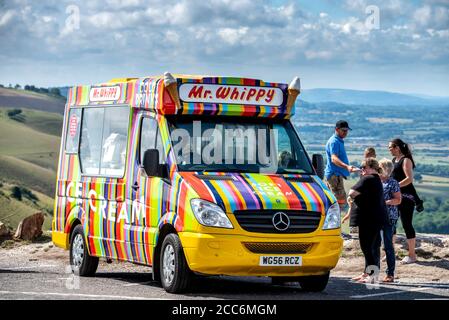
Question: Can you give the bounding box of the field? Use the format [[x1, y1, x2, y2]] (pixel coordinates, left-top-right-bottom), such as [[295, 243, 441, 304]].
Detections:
[[0, 181, 53, 231], [0, 89, 63, 231], [0, 88, 64, 114], [0, 110, 61, 171]]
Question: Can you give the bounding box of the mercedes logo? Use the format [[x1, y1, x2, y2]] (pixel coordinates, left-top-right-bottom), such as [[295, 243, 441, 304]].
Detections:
[[272, 212, 290, 231]]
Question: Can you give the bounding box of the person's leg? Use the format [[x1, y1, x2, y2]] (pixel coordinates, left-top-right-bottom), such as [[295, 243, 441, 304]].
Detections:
[[372, 228, 382, 271], [358, 226, 381, 283], [359, 226, 378, 273], [383, 222, 396, 277], [358, 226, 371, 272], [326, 175, 346, 211], [399, 198, 417, 261]]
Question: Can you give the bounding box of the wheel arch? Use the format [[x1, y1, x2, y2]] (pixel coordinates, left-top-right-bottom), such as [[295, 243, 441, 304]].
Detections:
[[152, 223, 178, 281]]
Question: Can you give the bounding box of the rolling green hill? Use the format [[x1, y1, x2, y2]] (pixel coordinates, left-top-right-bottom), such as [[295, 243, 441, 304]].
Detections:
[[0, 92, 63, 231], [0, 181, 53, 231], [0, 109, 61, 171]]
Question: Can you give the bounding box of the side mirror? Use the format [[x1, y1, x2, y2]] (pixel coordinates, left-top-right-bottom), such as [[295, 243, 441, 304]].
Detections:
[[312, 154, 325, 180], [143, 149, 161, 177]]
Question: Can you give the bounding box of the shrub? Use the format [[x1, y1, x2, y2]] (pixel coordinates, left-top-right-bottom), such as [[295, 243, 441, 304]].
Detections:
[[10, 186, 22, 201], [7, 109, 22, 117], [20, 187, 39, 201]]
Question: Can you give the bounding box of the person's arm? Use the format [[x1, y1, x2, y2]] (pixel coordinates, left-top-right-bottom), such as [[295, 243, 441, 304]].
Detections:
[[342, 198, 353, 222], [348, 189, 360, 199], [348, 176, 366, 202], [331, 154, 352, 171], [342, 210, 350, 223], [400, 158, 414, 187], [386, 191, 401, 206], [329, 142, 357, 172]]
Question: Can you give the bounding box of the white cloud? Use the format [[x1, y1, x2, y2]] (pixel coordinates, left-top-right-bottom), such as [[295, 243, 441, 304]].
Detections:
[[0, 0, 448, 93], [305, 50, 333, 60], [0, 10, 16, 28], [414, 6, 432, 26], [217, 27, 249, 45]]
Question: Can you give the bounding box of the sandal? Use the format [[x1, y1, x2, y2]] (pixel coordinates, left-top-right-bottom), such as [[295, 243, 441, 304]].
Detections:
[[352, 273, 369, 281], [382, 275, 394, 283], [358, 275, 378, 284], [400, 256, 417, 265]]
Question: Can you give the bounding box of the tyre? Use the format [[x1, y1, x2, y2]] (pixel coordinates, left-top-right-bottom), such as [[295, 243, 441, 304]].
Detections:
[[69, 225, 99, 277], [160, 233, 192, 293], [298, 272, 330, 292]]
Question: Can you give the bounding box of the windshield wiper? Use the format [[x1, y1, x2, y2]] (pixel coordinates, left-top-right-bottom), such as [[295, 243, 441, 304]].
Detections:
[[199, 168, 257, 173], [275, 168, 313, 175]]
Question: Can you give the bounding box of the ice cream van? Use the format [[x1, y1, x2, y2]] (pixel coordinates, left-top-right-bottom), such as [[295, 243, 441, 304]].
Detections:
[[52, 72, 343, 293]]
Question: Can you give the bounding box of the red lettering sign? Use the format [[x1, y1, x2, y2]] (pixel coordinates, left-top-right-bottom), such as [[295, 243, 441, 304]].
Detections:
[[69, 114, 78, 137]]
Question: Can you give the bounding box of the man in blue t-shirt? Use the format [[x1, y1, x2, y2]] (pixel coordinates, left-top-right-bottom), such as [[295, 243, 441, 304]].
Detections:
[[325, 120, 359, 209]]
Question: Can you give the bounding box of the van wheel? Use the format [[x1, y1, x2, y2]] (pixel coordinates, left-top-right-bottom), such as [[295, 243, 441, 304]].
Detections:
[[298, 272, 330, 292], [69, 225, 99, 277], [160, 233, 192, 293]]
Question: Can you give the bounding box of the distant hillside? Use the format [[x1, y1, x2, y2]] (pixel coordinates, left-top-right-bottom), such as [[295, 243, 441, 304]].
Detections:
[[0, 109, 61, 195], [0, 88, 65, 114], [54, 86, 70, 98], [301, 88, 449, 107]]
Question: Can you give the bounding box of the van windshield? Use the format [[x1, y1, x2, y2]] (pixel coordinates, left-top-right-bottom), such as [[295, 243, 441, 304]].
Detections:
[[167, 116, 314, 174]]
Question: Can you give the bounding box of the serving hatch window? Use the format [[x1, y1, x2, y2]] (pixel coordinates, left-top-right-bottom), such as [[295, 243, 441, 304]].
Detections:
[[79, 106, 129, 177]]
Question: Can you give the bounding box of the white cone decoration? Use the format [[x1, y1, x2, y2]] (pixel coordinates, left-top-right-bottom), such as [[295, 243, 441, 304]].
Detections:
[[163, 72, 180, 109]]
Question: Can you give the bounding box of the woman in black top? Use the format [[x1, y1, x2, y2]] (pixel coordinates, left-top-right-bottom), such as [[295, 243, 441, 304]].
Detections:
[[389, 138, 419, 264], [348, 158, 388, 283]]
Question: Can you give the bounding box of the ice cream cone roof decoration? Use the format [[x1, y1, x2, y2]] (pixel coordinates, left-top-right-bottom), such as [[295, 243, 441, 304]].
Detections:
[[289, 76, 301, 92], [163, 72, 181, 110], [163, 72, 177, 86], [285, 76, 301, 114]]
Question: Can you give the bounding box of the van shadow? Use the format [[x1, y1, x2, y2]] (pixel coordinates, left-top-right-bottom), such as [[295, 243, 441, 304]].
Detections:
[[93, 272, 449, 300]]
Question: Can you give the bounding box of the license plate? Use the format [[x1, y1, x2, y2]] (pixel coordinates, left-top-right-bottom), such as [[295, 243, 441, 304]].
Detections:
[[259, 256, 302, 266]]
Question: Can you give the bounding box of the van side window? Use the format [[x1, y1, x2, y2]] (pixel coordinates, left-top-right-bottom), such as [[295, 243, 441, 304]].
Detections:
[[80, 108, 104, 175], [100, 107, 129, 176], [79, 106, 129, 177], [140, 117, 158, 165], [65, 108, 82, 153], [156, 130, 165, 164]]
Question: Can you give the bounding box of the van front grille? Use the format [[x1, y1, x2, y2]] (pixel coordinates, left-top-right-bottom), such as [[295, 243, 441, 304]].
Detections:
[[242, 242, 314, 254], [233, 210, 322, 234]]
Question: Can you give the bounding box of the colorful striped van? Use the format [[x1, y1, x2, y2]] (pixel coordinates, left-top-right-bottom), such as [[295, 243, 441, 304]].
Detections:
[[52, 73, 343, 293]]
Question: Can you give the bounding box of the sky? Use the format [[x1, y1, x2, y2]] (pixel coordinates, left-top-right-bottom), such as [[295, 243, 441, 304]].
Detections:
[[0, 0, 448, 96]]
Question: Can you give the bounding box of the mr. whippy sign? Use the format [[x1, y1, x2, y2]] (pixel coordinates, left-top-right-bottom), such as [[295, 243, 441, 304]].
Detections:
[[179, 83, 284, 106]]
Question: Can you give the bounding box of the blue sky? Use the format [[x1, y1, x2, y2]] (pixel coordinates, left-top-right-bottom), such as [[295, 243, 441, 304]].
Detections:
[[0, 0, 448, 96]]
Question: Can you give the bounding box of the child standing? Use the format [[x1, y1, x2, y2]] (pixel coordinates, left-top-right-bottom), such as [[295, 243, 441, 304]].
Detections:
[[379, 158, 402, 282]]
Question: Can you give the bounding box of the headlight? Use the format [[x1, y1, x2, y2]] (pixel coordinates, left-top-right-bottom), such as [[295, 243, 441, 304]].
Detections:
[[322, 202, 341, 230], [190, 199, 233, 229]]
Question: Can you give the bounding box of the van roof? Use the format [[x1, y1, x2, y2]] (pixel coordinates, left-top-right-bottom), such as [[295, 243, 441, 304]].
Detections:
[[66, 74, 298, 118]]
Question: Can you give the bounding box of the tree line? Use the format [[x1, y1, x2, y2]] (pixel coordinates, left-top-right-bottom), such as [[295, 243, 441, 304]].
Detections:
[[0, 83, 63, 97]]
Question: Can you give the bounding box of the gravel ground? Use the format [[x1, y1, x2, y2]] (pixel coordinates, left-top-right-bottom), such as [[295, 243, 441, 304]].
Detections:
[[1, 235, 449, 300]]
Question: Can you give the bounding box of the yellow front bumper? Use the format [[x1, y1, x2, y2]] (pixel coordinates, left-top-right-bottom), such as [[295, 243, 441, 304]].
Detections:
[[180, 232, 343, 277], [52, 231, 69, 249]]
